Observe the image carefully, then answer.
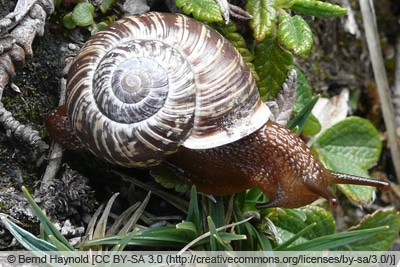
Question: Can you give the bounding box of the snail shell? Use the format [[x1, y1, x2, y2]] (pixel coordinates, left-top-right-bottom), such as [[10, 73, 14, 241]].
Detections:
[[66, 12, 270, 168]]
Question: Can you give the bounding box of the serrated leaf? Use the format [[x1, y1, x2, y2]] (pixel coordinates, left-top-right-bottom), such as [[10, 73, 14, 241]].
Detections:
[[293, 66, 313, 103], [333, 209, 400, 251], [278, 14, 313, 55], [291, 0, 347, 18], [247, 0, 276, 41], [301, 206, 336, 237], [313, 117, 381, 170], [71, 2, 94, 27], [337, 183, 374, 206], [254, 35, 293, 100], [269, 206, 335, 245], [151, 166, 190, 193], [176, 0, 223, 23], [213, 22, 259, 80], [312, 117, 382, 204], [275, 0, 297, 8]]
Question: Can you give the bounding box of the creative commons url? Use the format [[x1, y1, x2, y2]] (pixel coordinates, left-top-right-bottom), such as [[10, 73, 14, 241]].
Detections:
[[1, 251, 399, 266]]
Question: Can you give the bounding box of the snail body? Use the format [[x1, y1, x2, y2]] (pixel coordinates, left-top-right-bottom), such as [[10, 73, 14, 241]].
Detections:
[[46, 12, 389, 208]]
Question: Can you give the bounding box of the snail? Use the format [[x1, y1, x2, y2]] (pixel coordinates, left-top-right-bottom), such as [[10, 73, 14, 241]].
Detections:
[[46, 12, 389, 209]]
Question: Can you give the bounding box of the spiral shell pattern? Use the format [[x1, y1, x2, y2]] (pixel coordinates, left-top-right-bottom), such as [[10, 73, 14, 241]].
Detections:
[[66, 12, 270, 167]]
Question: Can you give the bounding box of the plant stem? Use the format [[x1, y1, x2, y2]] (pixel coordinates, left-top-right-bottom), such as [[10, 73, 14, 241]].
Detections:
[[359, 0, 400, 180]]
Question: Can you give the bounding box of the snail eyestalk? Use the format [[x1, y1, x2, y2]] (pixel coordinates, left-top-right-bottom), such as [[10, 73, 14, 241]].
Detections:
[[328, 171, 390, 191]]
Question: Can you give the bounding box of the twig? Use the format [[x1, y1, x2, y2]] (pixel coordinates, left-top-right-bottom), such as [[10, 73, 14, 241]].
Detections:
[[359, 0, 400, 180], [40, 78, 67, 190], [393, 37, 400, 125], [0, 101, 48, 150]]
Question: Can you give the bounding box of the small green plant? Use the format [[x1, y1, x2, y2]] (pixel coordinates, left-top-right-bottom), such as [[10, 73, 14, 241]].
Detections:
[[57, 1, 116, 34], [2, 186, 399, 252]]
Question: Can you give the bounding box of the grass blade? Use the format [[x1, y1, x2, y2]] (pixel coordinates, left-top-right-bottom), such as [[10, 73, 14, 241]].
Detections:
[[284, 226, 388, 251], [1, 216, 57, 251], [21, 186, 74, 250]]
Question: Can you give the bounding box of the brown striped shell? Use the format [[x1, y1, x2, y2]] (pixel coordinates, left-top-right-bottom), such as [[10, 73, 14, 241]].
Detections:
[[66, 12, 270, 168]]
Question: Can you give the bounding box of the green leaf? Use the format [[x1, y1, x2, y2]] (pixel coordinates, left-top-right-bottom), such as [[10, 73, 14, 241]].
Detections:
[[314, 117, 381, 169], [274, 223, 316, 250], [21, 187, 75, 251], [118, 192, 151, 235], [54, 0, 63, 8], [62, 13, 76, 30], [301, 206, 336, 237], [277, 14, 313, 55], [275, 0, 297, 8], [176, 0, 223, 23], [208, 216, 226, 251], [80, 222, 198, 248], [232, 203, 270, 251], [293, 66, 312, 103], [186, 186, 201, 234], [207, 197, 226, 228], [247, 0, 276, 41], [92, 192, 119, 240], [152, 166, 190, 193], [292, 66, 321, 135], [91, 22, 109, 35], [213, 22, 259, 81], [99, 0, 116, 13], [241, 187, 265, 212], [287, 95, 319, 134], [287, 226, 388, 251], [47, 235, 75, 251], [312, 117, 382, 204], [338, 180, 376, 205], [1, 217, 57, 251], [291, 0, 347, 18], [254, 227, 274, 251], [132, 221, 197, 247], [333, 209, 400, 251], [269, 206, 336, 247], [71, 2, 94, 27], [111, 230, 138, 251], [254, 35, 293, 100]]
